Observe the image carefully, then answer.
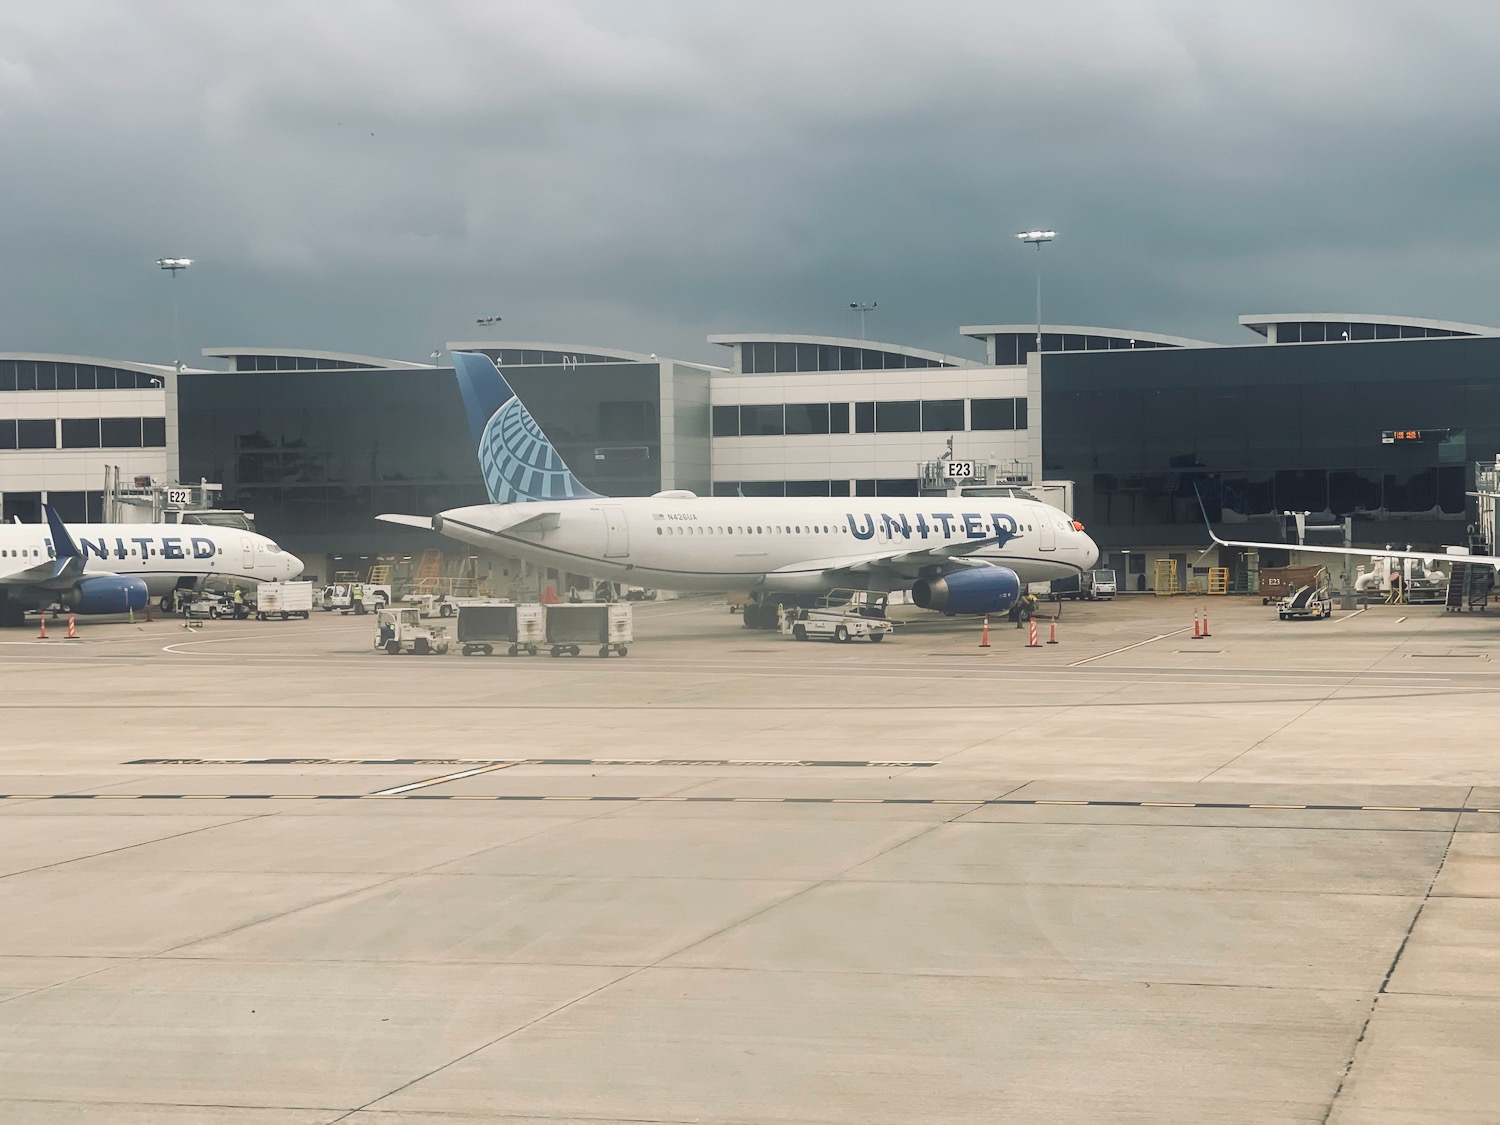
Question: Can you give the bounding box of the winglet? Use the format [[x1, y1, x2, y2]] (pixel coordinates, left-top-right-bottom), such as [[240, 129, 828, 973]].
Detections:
[[1193, 483, 1231, 547]]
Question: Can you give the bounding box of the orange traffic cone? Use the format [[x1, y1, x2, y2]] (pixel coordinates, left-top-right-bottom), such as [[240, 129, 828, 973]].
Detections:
[[1192, 610, 1202, 639], [1026, 618, 1041, 648], [37, 616, 47, 640], [1047, 617, 1059, 644], [66, 614, 77, 639], [978, 615, 991, 648], [1201, 606, 1211, 637]]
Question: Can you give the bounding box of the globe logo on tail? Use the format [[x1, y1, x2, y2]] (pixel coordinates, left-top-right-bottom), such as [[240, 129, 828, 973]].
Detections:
[[479, 397, 596, 503]]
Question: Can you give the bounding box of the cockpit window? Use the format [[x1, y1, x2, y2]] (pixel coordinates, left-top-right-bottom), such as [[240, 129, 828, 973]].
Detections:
[[264, 543, 281, 553]]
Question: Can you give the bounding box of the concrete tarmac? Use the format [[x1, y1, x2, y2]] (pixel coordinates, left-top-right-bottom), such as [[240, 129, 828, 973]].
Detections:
[[1, 595, 1499, 1122]]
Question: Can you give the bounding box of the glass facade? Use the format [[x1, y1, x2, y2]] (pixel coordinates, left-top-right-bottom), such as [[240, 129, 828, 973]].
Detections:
[[178, 363, 665, 555], [991, 333, 1174, 366], [0, 360, 168, 390], [1042, 336, 1500, 548], [737, 341, 955, 373]]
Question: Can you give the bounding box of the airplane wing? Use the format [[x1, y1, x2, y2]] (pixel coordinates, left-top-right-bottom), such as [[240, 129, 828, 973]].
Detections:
[[0, 505, 93, 588], [1205, 526, 1500, 570], [764, 534, 1015, 583]]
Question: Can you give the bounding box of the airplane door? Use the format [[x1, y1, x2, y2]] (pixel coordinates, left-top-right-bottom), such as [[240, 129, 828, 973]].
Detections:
[[242, 540, 255, 570], [603, 507, 629, 558], [1040, 515, 1057, 552]]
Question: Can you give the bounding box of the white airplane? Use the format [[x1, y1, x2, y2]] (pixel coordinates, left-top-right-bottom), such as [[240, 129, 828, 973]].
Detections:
[[380, 352, 1099, 627], [0, 504, 303, 626]]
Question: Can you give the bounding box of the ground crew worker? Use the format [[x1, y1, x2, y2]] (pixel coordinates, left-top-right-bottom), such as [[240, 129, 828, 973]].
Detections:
[[1014, 591, 1038, 628], [231, 587, 244, 618], [352, 583, 365, 615]]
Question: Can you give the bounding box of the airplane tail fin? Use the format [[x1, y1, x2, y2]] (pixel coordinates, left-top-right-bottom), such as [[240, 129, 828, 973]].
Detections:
[[44, 503, 84, 578], [450, 351, 601, 504]]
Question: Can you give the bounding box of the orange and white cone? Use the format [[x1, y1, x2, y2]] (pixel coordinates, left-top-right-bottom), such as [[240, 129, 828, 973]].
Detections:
[[37, 616, 47, 640], [1201, 606, 1211, 637], [1047, 617, 1059, 644], [1027, 618, 1040, 648], [1192, 610, 1202, 639], [979, 615, 991, 648], [66, 614, 77, 639]]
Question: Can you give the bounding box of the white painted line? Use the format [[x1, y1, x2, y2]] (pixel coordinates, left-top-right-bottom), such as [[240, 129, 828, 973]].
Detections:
[[1066, 630, 1187, 668], [371, 762, 516, 796]]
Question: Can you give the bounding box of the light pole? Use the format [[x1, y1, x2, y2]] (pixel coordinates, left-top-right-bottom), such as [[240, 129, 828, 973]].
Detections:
[[157, 257, 192, 371], [1015, 230, 1055, 357], [848, 301, 876, 340], [476, 315, 501, 328]]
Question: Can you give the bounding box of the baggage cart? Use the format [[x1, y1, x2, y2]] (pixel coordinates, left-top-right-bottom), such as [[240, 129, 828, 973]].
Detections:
[[543, 602, 632, 657], [457, 602, 545, 656]]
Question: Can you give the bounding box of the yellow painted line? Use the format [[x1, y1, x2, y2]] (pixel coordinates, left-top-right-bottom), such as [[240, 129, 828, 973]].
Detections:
[[1250, 804, 1307, 810], [1361, 806, 1422, 812], [1141, 802, 1196, 808]]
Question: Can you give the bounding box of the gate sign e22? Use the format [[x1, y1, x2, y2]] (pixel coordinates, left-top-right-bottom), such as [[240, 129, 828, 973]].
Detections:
[[942, 460, 975, 481], [165, 488, 191, 505]]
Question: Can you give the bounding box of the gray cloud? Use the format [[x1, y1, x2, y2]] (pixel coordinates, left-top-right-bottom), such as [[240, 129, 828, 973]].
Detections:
[[2, 0, 1499, 368]]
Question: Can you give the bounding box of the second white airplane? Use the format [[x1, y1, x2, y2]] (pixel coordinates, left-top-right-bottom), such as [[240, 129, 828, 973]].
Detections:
[[382, 352, 1099, 626]]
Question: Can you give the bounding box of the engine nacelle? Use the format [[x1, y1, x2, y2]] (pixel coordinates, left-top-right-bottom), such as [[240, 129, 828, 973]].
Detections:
[[62, 575, 150, 615], [911, 567, 1022, 616]]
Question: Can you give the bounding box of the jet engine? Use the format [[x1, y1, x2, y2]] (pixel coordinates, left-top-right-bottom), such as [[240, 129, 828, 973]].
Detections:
[[911, 567, 1022, 616], [61, 575, 150, 615]]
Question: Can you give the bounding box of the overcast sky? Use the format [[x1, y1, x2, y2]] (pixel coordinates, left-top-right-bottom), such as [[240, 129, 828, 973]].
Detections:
[[2, 0, 1498, 368]]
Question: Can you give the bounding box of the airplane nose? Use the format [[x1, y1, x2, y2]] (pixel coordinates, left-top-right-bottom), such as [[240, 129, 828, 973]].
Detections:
[[288, 556, 304, 579]]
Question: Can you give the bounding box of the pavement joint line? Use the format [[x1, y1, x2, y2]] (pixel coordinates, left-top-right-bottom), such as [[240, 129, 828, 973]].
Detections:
[[0, 793, 1492, 815]]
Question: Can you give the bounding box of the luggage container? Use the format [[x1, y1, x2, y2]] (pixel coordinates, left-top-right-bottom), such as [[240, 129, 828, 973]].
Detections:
[[543, 602, 632, 657], [255, 581, 314, 620], [1258, 565, 1325, 605], [457, 602, 544, 657]]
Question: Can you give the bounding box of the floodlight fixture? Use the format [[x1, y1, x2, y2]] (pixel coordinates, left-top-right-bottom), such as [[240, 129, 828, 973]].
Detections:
[[848, 301, 877, 339], [157, 257, 192, 275]]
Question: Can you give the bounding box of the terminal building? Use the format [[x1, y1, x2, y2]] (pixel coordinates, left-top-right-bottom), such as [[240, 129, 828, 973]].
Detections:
[[6, 311, 1500, 593]]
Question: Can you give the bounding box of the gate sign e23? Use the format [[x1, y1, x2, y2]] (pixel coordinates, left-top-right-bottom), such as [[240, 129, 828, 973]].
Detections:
[[942, 460, 975, 481]]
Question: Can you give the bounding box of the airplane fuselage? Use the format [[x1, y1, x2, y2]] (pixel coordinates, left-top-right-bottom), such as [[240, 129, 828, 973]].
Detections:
[[0, 522, 301, 597], [435, 496, 1099, 593]]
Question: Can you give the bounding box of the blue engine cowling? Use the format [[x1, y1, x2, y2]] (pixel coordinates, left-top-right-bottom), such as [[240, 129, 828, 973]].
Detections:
[[911, 567, 1022, 616], [62, 575, 150, 615]]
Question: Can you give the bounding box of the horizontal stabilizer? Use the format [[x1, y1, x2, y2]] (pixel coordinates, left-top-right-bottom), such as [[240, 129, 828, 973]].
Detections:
[[375, 514, 435, 530]]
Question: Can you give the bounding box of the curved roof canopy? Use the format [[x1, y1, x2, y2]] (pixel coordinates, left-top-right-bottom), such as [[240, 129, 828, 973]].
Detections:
[[1239, 314, 1500, 343], [202, 347, 429, 371], [709, 333, 977, 374]]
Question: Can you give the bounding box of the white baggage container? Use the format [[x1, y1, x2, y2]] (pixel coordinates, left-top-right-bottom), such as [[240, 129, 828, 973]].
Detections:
[[255, 581, 314, 620]]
